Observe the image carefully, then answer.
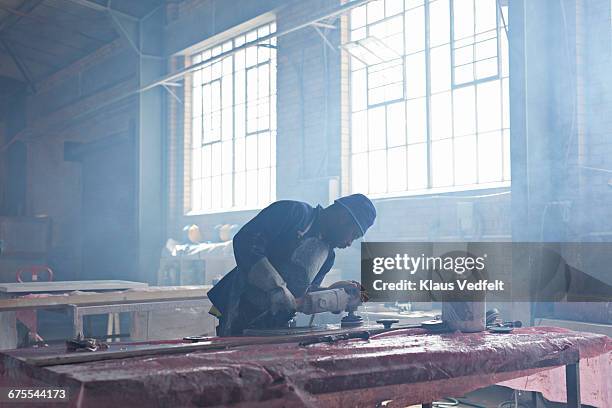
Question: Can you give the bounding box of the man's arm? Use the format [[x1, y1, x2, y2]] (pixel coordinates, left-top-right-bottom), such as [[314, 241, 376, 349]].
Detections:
[[233, 201, 312, 314]]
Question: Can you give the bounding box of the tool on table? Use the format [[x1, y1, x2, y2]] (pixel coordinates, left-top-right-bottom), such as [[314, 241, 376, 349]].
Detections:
[[421, 319, 449, 333], [299, 330, 370, 347], [66, 333, 109, 352], [298, 284, 366, 328], [376, 319, 400, 329], [486, 308, 522, 333]]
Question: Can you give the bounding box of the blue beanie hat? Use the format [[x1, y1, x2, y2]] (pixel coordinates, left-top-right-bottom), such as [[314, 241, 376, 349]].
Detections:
[[334, 194, 376, 236]]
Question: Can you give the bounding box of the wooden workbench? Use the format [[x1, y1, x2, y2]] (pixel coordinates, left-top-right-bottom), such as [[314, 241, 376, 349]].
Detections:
[[0, 280, 148, 295], [0, 327, 608, 407], [0, 284, 211, 349]]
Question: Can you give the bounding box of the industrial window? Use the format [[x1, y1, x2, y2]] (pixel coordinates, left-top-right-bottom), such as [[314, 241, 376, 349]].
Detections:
[[189, 22, 277, 213], [347, 0, 509, 196]]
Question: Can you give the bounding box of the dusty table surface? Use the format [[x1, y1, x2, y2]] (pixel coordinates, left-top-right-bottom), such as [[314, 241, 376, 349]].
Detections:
[[0, 326, 609, 407], [0, 280, 148, 294]]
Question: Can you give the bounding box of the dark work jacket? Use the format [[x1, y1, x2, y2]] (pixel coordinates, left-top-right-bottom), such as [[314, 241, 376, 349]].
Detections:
[[207, 200, 335, 333]]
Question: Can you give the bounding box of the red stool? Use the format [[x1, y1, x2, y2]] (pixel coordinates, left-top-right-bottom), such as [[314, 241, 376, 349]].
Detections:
[[16, 265, 54, 283]]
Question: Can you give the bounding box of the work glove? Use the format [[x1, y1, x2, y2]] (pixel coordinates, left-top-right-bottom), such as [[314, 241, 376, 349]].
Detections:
[[328, 280, 370, 308], [269, 285, 297, 315], [247, 257, 297, 315]]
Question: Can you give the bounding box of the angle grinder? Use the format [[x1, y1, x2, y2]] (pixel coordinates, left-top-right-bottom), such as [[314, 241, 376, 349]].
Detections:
[[297, 282, 367, 328]]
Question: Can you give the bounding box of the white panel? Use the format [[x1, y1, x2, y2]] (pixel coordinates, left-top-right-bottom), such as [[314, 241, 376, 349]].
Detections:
[[453, 85, 476, 136], [351, 69, 367, 112], [477, 81, 502, 132], [454, 135, 477, 185], [352, 111, 368, 153], [475, 0, 497, 34], [211, 143, 222, 176], [352, 153, 369, 193], [222, 174, 233, 208], [221, 140, 233, 174], [246, 170, 258, 206], [258, 167, 271, 205], [235, 172, 246, 207], [192, 148, 202, 180], [351, 5, 367, 29], [407, 143, 428, 189], [222, 108, 233, 140], [478, 131, 502, 182], [429, 0, 450, 47], [368, 106, 387, 150], [367, 0, 385, 23], [368, 149, 388, 194], [202, 145, 212, 178], [191, 180, 202, 211], [386, 102, 406, 147], [405, 6, 425, 54], [430, 45, 451, 93], [235, 137, 245, 172], [406, 97, 427, 144], [387, 146, 407, 192], [503, 129, 511, 181], [453, 0, 474, 40], [385, 0, 404, 17], [192, 116, 202, 147], [258, 132, 271, 168], [192, 85, 202, 117], [431, 91, 452, 140], [211, 176, 222, 209], [432, 138, 453, 187], [475, 58, 497, 79], [405, 52, 426, 98], [202, 177, 212, 209], [246, 134, 258, 170]]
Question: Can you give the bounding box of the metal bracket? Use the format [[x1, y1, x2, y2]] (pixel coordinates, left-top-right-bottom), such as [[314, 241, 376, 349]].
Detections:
[[312, 25, 338, 54], [162, 84, 183, 104]]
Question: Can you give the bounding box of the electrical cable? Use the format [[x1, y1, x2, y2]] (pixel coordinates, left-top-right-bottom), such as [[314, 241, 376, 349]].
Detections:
[[433, 397, 459, 407], [437, 397, 487, 408], [497, 402, 529, 408]]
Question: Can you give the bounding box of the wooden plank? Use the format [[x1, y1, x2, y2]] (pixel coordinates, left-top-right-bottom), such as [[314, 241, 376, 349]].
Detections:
[[0, 280, 149, 293], [0, 285, 211, 311]]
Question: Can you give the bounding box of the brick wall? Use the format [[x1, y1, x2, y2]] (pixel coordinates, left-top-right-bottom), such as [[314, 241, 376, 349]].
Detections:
[[15, 40, 139, 280]]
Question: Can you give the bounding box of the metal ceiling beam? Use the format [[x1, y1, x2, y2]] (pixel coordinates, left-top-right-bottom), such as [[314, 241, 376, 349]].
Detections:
[[0, 39, 36, 93], [64, 0, 141, 21], [0, 43, 63, 69], [0, 0, 372, 152], [140, 0, 370, 92], [0, 0, 44, 34], [0, 3, 111, 44]]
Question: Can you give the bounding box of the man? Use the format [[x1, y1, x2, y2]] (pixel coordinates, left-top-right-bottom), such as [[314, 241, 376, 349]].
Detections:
[[208, 194, 376, 336]]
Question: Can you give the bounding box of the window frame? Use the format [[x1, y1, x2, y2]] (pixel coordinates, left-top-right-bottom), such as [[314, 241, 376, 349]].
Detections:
[[347, 0, 510, 198], [186, 21, 277, 215]]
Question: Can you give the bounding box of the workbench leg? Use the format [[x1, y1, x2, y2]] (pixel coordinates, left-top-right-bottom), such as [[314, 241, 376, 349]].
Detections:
[[71, 306, 83, 338], [130, 311, 149, 341], [565, 362, 581, 408], [113, 313, 120, 342], [0, 311, 17, 350], [107, 313, 114, 342]]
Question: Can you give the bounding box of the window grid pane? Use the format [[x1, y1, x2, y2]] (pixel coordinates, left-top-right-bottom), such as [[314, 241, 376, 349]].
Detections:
[[349, 0, 509, 196], [190, 22, 277, 213]]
